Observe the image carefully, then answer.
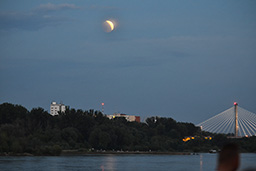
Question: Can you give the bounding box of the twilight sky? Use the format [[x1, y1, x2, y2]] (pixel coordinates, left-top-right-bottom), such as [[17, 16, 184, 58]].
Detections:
[[0, 0, 256, 124]]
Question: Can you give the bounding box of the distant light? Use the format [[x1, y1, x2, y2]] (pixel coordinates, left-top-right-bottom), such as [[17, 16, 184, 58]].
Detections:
[[234, 102, 238, 106], [102, 103, 104, 106]]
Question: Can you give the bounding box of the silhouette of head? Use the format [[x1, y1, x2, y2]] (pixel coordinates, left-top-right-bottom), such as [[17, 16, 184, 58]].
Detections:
[[217, 143, 240, 171]]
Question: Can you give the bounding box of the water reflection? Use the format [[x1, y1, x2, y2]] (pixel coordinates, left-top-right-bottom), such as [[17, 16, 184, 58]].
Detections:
[[0, 154, 255, 171], [101, 155, 117, 171], [200, 154, 203, 171]]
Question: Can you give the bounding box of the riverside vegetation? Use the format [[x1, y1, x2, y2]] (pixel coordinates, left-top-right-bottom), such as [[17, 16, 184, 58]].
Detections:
[[0, 103, 255, 155]]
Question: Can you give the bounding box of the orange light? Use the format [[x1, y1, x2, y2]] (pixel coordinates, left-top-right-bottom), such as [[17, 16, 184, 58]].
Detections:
[[183, 137, 190, 142], [102, 103, 104, 106]]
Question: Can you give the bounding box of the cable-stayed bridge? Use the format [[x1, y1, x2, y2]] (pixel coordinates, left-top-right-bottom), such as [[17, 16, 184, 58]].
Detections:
[[197, 102, 256, 137]]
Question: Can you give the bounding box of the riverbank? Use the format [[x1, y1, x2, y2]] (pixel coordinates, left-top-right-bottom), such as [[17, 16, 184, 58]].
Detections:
[[60, 150, 192, 156], [0, 150, 192, 156]]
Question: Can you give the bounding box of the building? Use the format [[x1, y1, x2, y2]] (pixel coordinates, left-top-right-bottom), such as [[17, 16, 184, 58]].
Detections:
[[50, 102, 66, 116], [106, 113, 140, 123]]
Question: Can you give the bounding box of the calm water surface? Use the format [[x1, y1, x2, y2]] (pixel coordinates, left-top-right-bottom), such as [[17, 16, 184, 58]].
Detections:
[[0, 153, 256, 171]]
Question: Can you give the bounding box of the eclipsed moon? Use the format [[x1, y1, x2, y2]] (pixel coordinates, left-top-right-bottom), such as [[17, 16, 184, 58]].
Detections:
[[103, 20, 115, 32]]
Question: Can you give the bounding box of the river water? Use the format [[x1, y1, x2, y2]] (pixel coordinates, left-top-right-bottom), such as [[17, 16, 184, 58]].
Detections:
[[0, 153, 256, 171]]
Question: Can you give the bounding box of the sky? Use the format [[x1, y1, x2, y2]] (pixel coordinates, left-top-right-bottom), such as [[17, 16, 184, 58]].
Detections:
[[0, 0, 256, 124]]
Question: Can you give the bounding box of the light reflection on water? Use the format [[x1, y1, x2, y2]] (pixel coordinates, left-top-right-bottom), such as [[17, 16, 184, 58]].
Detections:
[[200, 154, 203, 171], [0, 153, 255, 171], [101, 155, 117, 171]]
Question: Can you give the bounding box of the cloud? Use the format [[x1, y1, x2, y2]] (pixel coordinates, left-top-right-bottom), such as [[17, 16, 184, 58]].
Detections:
[[88, 5, 119, 11], [34, 3, 116, 13], [0, 3, 80, 31], [0, 11, 67, 30], [35, 3, 81, 12]]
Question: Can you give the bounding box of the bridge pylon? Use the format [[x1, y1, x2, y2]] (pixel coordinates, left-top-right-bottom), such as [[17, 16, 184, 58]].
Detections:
[[234, 102, 238, 138], [197, 102, 256, 137]]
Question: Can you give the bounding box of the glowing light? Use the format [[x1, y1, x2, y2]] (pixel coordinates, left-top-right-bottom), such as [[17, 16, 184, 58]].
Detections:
[[234, 102, 238, 106], [103, 20, 115, 32], [106, 20, 114, 30], [183, 137, 191, 142], [204, 136, 212, 140], [102, 103, 104, 106]]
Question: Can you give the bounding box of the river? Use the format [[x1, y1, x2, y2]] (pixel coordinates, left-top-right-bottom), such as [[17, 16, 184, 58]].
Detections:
[[0, 153, 256, 171]]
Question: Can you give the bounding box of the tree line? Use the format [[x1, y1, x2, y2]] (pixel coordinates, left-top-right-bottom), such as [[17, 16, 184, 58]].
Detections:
[[0, 103, 255, 155]]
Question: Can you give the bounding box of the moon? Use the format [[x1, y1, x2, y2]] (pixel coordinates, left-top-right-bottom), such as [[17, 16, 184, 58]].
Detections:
[[106, 20, 114, 31], [103, 20, 115, 32]]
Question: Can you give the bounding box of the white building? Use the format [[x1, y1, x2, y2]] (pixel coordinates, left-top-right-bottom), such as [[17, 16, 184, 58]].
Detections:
[[50, 102, 66, 115]]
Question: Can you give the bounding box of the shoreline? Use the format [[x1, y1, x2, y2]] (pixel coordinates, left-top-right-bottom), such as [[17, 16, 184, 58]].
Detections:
[[61, 150, 192, 156], [2, 151, 255, 156], [0, 151, 193, 156]]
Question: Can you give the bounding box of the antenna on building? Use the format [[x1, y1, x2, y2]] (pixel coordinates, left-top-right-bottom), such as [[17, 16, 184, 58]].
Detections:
[[101, 102, 104, 114]]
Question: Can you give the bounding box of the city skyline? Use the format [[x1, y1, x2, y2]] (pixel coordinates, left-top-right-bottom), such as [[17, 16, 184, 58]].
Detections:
[[1, 0, 256, 124]]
